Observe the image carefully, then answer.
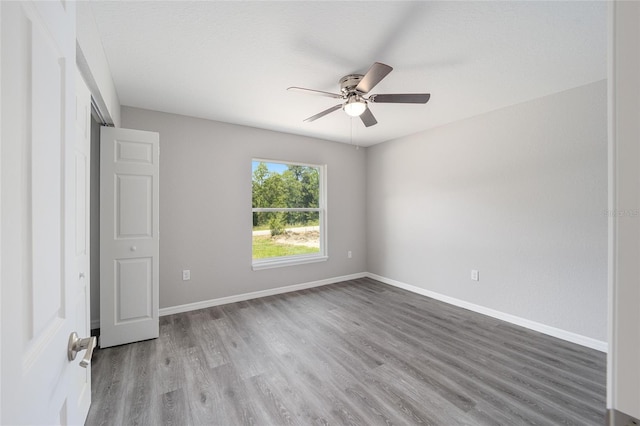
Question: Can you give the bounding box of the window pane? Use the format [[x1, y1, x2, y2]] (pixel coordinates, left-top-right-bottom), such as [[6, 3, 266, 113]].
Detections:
[[252, 211, 320, 259], [252, 161, 319, 209]]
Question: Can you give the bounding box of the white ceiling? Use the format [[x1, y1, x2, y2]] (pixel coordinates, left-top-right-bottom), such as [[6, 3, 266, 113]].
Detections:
[[88, 1, 607, 147]]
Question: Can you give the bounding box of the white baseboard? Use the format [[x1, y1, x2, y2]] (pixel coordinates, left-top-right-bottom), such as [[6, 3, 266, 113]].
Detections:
[[366, 272, 608, 353], [158, 272, 367, 317], [99, 270, 607, 353]]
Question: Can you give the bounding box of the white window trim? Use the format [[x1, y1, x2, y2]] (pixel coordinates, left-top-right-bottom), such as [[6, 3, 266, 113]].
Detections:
[[252, 254, 328, 271], [251, 159, 327, 270]]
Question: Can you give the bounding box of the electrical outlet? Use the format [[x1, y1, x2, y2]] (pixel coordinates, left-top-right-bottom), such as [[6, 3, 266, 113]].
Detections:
[[471, 269, 479, 281], [348, 251, 352, 259], [182, 269, 191, 281]]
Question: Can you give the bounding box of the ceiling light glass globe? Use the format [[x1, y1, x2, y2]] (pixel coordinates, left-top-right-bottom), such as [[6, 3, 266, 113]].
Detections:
[[344, 97, 367, 117]]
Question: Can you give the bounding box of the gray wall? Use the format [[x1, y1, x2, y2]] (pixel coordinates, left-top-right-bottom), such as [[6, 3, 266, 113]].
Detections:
[[366, 80, 608, 342], [120, 107, 367, 310], [609, 1, 640, 415]]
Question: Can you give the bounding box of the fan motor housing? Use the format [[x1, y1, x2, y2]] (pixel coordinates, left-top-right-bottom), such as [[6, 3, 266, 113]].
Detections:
[[339, 74, 364, 94]]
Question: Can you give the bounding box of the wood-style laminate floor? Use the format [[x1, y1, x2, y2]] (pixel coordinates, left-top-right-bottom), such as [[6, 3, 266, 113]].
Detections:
[[85, 278, 606, 426]]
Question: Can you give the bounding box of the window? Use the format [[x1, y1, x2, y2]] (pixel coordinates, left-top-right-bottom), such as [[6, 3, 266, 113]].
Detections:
[[252, 159, 326, 269]]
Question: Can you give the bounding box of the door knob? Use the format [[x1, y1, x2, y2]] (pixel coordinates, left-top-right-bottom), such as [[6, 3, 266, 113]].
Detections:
[[68, 332, 97, 368], [130, 246, 137, 252]]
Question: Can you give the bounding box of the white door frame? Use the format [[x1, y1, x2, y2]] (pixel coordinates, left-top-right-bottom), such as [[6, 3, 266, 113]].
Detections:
[[0, 2, 3, 421], [73, 66, 94, 422]]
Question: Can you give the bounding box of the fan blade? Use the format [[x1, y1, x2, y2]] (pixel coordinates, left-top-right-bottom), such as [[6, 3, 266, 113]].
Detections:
[[288, 87, 343, 99], [355, 62, 393, 94], [303, 104, 343, 122], [370, 93, 431, 104], [359, 107, 378, 127]]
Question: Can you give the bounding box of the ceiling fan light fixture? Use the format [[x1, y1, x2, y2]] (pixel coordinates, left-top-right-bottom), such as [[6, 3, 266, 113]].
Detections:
[[295, 62, 430, 126], [343, 96, 367, 117]]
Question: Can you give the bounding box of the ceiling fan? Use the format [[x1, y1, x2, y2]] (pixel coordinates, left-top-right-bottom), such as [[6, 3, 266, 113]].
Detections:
[[288, 62, 430, 127]]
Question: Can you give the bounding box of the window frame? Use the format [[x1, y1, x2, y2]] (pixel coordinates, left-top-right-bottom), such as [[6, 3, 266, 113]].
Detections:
[[251, 158, 328, 270]]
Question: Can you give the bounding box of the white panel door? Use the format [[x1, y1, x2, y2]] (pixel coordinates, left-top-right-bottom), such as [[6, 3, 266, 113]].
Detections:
[[1, 2, 94, 424], [100, 127, 159, 348]]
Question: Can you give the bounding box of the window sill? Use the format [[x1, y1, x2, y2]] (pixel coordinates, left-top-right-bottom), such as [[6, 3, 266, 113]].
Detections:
[[252, 255, 328, 271]]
